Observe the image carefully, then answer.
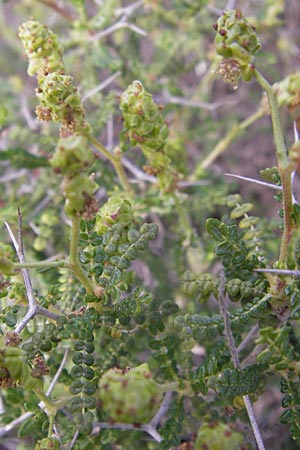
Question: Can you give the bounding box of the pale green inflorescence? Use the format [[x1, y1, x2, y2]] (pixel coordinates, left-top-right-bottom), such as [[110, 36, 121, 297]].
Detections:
[[62, 173, 98, 218], [19, 20, 91, 135], [50, 135, 95, 175], [214, 9, 261, 84], [35, 72, 90, 133], [99, 363, 163, 423], [0, 338, 43, 390], [18, 20, 65, 79], [195, 422, 245, 450], [35, 437, 60, 450], [120, 80, 178, 191], [120, 80, 169, 155]]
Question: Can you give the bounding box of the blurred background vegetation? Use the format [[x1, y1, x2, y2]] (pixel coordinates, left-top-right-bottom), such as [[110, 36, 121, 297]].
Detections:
[[1, 1, 300, 449]]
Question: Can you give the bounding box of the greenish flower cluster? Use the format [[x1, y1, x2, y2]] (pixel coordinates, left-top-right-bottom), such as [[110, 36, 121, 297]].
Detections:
[[35, 437, 60, 450], [19, 21, 90, 135], [195, 422, 245, 450], [62, 174, 98, 218], [214, 9, 261, 83], [277, 73, 300, 109], [18, 20, 65, 79], [49, 135, 98, 218], [119, 80, 178, 191], [99, 363, 163, 423], [36, 72, 90, 134], [277, 73, 300, 126], [0, 337, 43, 390], [50, 135, 94, 175]]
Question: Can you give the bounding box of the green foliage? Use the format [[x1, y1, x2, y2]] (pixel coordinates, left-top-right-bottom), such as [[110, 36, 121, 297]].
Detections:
[[1, 2, 300, 449]]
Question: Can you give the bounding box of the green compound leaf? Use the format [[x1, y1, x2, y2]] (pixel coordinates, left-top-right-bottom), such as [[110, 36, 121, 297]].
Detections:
[[206, 218, 225, 241], [215, 364, 267, 397]]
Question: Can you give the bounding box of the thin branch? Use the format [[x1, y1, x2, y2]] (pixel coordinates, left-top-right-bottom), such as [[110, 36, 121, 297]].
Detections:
[[46, 349, 69, 397], [237, 325, 259, 355], [5, 219, 36, 309], [17, 208, 24, 258], [38, 0, 76, 21], [90, 392, 172, 443], [122, 157, 157, 183], [115, 0, 143, 17], [90, 17, 146, 42], [27, 191, 54, 221], [36, 305, 62, 322], [88, 137, 133, 194], [225, 172, 298, 205], [141, 423, 163, 442], [199, 107, 265, 170], [0, 350, 70, 438], [0, 169, 27, 183], [5, 218, 62, 334], [218, 272, 266, 450], [294, 120, 299, 143], [20, 94, 39, 131], [255, 268, 300, 276], [92, 421, 162, 443], [122, 157, 209, 187], [82, 72, 121, 102], [0, 397, 4, 415], [163, 90, 238, 111], [225, 173, 282, 191], [0, 412, 33, 437], [107, 114, 114, 150], [68, 430, 79, 450], [14, 309, 36, 334], [243, 395, 267, 450], [218, 272, 240, 367], [6, 213, 38, 333], [150, 391, 173, 428]]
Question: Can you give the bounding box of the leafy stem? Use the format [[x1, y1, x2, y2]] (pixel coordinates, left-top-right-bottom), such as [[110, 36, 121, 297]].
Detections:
[[14, 259, 67, 270], [87, 135, 133, 195], [172, 193, 193, 245], [218, 272, 266, 450], [254, 69, 294, 264], [69, 215, 94, 294]]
